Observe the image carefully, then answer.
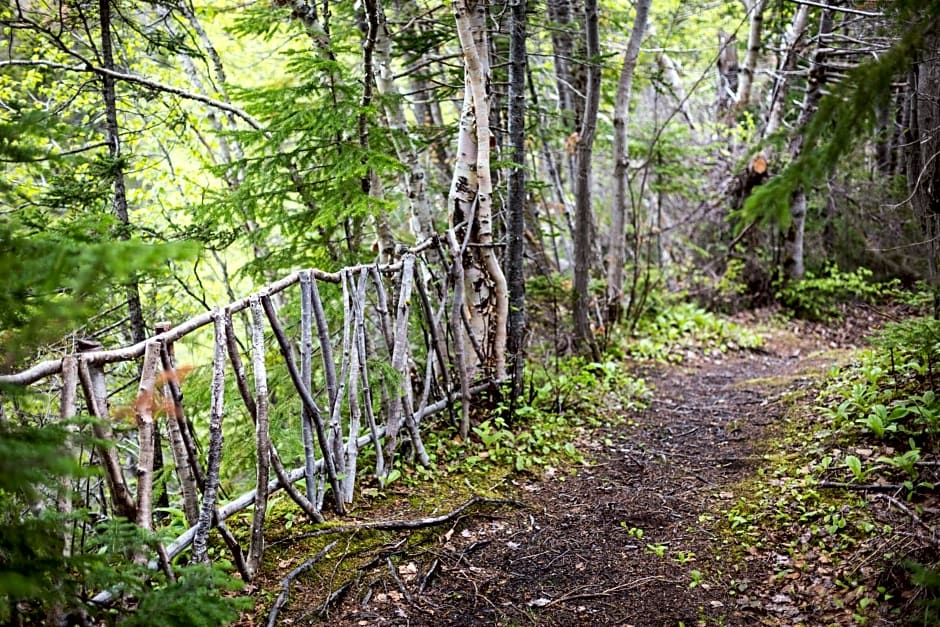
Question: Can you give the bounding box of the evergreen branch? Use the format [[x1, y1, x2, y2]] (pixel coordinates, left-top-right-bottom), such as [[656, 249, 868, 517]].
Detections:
[[739, 9, 940, 229], [0, 59, 263, 130]]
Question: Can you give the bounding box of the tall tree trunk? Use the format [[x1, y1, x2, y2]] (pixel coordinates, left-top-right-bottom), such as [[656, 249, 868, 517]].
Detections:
[[606, 0, 652, 325], [784, 9, 834, 280], [572, 0, 600, 359], [450, 0, 509, 379], [764, 6, 811, 138], [735, 0, 768, 111], [546, 0, 585, 195], [99, 0, 146, 344], [506, 0, 527, 398], [716, 30, 739, 121], [904, 24, 940, 315], [373, 0, 434, 241]]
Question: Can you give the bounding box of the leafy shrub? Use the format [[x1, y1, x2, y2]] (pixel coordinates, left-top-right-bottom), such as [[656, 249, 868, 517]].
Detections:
[[621, 301, 762, 362], [0, 419, 248, 625], [775, 266, 900, 320]]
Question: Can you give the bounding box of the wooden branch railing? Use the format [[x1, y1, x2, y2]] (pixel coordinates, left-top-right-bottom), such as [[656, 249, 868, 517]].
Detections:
[[0, 237, 500, 587]]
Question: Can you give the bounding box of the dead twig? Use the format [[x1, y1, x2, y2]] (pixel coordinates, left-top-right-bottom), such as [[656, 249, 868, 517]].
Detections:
[[873, 493, 939, 546], [542, 575, 674, 607], [273, 497, 523, 546], [266, 540, 339, 627], [818, 481, 906, 493]]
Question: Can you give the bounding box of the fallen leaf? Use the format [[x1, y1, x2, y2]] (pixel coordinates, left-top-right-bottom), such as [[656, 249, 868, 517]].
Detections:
[[527, 598, 552, 607]]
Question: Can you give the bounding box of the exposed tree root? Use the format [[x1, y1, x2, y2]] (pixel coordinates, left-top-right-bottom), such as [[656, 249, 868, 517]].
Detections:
[[272, 496, 523, 547], [267, 540, 338, 627]]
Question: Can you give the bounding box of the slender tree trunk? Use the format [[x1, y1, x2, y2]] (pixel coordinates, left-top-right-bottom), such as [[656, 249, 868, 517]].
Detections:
[[373, 0, 434, 241], [606, 0, 651, 325], [716, 30, 739, 120], [99, 0, 146, 344], [572, 0, 600, 359], [764, 6, 811, 138], [451, 0, 509, 378], [506, 0, 527, 399], [547, 0, 584, 194], [784, 9, 834, 280], [735, 0, 768, 111], [904, 24, 940, 314]]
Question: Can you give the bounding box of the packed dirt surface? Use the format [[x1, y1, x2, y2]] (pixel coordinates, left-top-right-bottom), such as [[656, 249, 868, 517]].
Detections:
[[250, 313, 883, 626]]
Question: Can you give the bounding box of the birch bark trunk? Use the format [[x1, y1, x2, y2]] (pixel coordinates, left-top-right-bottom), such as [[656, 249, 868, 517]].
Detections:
[[451, 0, 509, 379], [735, 0, 769, 111], [192, 311, 227, 565], [134, 341, 161, 532], [247, 298, 271, 577], [154, 326, 201, 527], [784, 9, 834, 280]]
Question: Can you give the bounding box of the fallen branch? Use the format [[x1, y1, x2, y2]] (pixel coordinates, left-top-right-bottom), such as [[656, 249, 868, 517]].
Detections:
[[818, 481, 906, 493], [872, 493, 938, 546], [266, 540, 339, 627], [274, 497, 523, 546]]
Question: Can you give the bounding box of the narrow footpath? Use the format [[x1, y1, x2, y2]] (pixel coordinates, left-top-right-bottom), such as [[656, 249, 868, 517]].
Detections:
[[263, 317, 870, 626]]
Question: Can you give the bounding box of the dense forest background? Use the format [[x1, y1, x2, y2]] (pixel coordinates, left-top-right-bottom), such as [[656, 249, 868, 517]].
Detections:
[[2, 0, 940, 624]]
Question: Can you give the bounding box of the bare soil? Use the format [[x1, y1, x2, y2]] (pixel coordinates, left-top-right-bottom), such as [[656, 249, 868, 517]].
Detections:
[[246, 312, 891, 626]]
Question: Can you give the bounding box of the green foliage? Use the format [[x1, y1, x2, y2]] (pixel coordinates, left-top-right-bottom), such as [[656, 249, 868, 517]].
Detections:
[[0, 419, 247, 625], [0, 216, 196, 366], [815, 315, 940, 554], [735, 2, 940, 231], [775, 266, 900, 320], [119, 564, 250, 627], [424, 356, 649, 478], [906, 561, 940, 626], [620, 301, 762, 362]]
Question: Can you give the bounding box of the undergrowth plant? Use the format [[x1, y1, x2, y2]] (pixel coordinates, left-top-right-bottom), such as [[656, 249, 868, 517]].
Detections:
[[775, 266, 901, 321], [813, 315, 940, 621], [616, 301, 762, 362]]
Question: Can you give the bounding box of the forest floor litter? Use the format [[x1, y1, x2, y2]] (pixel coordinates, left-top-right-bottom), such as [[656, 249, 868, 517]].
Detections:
[[243, 308, 928, 626]]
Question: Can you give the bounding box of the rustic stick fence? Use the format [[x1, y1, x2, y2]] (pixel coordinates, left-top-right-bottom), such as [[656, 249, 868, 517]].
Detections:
[[0, 238, 495, 584]]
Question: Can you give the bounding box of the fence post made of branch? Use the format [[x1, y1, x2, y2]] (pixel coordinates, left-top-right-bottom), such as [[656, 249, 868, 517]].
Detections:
[[0, 240, 496, 584]]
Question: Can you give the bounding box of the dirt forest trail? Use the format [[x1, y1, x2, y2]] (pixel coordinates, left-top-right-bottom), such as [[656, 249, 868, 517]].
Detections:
[[262, 314, 881, 627], [385, 320, 858, 627]]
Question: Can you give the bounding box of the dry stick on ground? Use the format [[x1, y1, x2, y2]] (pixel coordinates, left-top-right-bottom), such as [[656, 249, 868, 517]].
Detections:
[[261, 294, 346, 515], [266, 539, 339, 627], [275, 497, 522, 546], [873, 493, 939, 546], [224, 312, 323, 523]]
